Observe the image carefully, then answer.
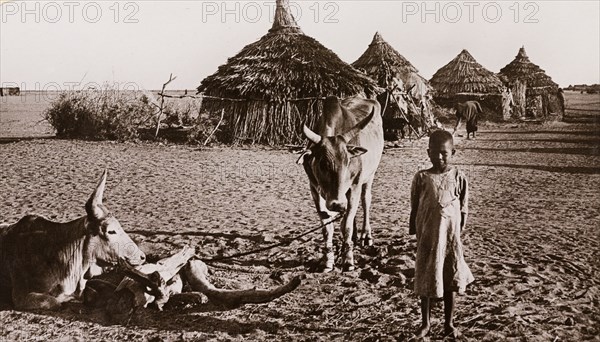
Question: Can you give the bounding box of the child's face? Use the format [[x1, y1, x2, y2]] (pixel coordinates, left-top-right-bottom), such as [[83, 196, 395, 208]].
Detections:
[[427, 140, 455, 172]]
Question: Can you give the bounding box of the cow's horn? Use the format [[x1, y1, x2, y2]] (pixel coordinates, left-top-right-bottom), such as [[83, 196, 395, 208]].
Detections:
[[303, 125, 322, 144], [86, 169, 108, 220], [340, 107, 376, 143]]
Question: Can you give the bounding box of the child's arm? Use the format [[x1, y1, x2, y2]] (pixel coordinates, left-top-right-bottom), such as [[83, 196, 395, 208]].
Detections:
[[409, 207, 417, 235], [409, 173, 420, 235], [459, 172, 469, 231]]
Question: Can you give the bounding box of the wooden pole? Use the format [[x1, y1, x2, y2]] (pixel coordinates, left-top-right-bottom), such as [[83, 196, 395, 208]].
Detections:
[[155, 74, 177, 139], [203, 109, 225, 146]]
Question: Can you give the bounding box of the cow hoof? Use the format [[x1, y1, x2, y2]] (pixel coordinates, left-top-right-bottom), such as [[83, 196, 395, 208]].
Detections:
[[363, 237, 373, 247], [322, 265, 334, 273], [342, 264, 355, 272], [320, 259, 334, 273]]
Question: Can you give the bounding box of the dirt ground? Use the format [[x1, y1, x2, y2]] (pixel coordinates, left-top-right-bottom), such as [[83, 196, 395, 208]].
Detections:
[[0, 93, 599, 341]]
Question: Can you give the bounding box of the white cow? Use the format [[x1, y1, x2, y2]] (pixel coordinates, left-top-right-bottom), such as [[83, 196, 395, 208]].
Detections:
[[0, 170, 146, 310]]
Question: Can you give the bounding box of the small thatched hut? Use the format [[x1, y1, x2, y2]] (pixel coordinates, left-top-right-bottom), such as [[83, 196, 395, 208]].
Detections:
[[499, 46, 562, 120], [197, 0, 378, 145], [0, 87, 20, 96], [352, 32, 431, 98], [352, 32, 434, 138], [430, 49, 505, 120]]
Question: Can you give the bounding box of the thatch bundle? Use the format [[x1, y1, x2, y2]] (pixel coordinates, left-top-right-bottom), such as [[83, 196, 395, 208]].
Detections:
[[352, 32, 431, 96], [430, 49, 503, 96], [197, 0, 378, 145]]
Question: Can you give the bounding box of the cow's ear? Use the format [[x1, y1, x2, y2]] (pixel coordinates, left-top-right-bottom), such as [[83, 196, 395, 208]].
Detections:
[[296, 150, 312, 164], [347, 145, 368, 158]]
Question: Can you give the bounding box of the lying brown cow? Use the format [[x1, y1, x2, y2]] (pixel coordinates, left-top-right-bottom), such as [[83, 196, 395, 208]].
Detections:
[[83, 247, 302, 322], [0, 170, 146, 310]]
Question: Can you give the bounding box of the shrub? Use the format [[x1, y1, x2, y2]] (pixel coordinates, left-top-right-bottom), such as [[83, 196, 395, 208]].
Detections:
[[45, 87, 155, 140], [161, 97, 202, 128], [186, 111, 231, 145]]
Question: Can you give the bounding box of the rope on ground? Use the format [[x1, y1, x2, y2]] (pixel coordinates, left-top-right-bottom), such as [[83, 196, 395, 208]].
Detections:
[[201, 214, 342, 263]]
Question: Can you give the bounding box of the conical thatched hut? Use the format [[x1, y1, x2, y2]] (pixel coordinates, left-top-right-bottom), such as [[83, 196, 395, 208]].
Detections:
[[499, 46, 562, 120], [352, 32, 434, 138], [352, 32, 431, 98], [197, 0, 378, 145], [430, 49, 505, 120]]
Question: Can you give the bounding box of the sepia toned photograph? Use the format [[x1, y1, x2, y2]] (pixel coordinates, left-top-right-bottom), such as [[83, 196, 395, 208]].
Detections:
[[1, 0, 599, 340]]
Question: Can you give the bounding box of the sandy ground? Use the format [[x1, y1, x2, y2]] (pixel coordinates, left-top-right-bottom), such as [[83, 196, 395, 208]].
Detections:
[[0, 119, 599, 341]]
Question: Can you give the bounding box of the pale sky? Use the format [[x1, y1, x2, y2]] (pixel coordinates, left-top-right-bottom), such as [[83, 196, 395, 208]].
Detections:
[[1, 0, 599, 91]]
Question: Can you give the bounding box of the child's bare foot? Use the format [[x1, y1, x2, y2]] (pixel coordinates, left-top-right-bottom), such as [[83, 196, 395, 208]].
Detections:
[[444, 325, 460, 340], [415, 323, 430, 338]]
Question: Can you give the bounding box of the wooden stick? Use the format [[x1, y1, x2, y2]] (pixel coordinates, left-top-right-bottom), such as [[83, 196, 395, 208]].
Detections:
[[203, 108, 225, 146], [155, 74, 177, 139]]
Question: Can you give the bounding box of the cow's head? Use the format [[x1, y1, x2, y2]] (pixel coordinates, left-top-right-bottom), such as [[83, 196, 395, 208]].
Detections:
[[85, 170, 146, 268], [297, 110, 375, 212]]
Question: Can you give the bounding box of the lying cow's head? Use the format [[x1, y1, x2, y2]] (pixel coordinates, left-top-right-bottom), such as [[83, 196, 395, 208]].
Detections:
[[85, 170, 146, 268], [298, 110, 375, 212]]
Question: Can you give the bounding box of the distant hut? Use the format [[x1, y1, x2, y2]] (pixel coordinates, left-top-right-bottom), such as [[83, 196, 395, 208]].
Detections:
[[0, 87, 20, 96], [430, 49, 504, 120], [197, 0, 378, 145], [352, 32, 434, 138], [499, 46, 561, 120]]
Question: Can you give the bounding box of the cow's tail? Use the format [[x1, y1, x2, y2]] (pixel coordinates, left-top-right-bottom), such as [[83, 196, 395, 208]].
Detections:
[[475, 101, 483, 113]]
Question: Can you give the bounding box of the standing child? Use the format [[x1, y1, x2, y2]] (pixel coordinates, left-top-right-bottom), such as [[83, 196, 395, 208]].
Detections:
[[409, 129, 474, 339]]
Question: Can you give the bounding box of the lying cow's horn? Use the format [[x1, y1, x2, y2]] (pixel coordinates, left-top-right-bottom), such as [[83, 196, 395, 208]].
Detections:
[[340, 107, 376, 143], [86, 169, 108, 220], [303, 125, 322, 144]]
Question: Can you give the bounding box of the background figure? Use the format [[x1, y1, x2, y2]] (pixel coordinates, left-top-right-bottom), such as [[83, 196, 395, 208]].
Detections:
[[501, 87, 514, 120], [453, 101, 482, 139], [557, 88, 566, 114]]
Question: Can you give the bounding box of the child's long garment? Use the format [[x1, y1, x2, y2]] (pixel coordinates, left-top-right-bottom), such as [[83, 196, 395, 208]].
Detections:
[[411, 167, 474, 298]]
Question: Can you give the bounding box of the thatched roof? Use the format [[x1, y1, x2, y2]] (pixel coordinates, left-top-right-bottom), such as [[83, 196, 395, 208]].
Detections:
[[195, 0, 379, 145], [352, 32, 431, 96], [430, 49, 503, 96], [499, 47, 559, 90], [197, 0, 377, 101]]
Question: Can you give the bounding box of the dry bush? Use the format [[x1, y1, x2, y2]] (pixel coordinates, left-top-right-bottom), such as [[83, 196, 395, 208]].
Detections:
[[44, 86, 234, 144], [44, 87, 155, 140]]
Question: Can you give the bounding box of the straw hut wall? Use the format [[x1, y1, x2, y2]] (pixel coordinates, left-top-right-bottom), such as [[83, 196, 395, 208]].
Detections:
[[352, 32, 434, 136], [430, 49, 504, 120], [499, 47, 562, 120], [197, 0, 378, 145]]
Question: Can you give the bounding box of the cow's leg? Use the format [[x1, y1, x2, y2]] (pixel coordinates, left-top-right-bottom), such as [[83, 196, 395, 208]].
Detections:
[[351, 218, 358, 244], [360, 179, 374, 246], [12, 290, 61, 311], [310, 185, 335, 272], [11, 273, 62, 310], [341, 188, 361, 272]]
